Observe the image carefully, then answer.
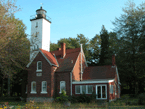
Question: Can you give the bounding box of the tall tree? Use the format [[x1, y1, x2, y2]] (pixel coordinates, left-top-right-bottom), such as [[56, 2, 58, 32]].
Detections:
[[0, 0, 29, 96], [113, 1, 145, 94], [88, 34, 101, 65], [99, 25, 110, 65]]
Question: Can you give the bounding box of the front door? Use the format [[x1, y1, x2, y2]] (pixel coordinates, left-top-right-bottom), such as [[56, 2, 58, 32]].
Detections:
[[96, 85, 107, 99]]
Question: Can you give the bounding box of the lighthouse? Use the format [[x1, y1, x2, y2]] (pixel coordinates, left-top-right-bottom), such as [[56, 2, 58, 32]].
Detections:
[[30, 6, 51, 60]]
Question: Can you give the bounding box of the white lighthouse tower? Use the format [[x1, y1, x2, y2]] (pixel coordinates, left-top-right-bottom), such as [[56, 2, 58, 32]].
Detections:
[[30, 6, 51, 60]]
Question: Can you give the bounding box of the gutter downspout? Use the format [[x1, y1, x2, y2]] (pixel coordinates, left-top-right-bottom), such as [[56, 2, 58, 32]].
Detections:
[[80, 44, 83, 81]]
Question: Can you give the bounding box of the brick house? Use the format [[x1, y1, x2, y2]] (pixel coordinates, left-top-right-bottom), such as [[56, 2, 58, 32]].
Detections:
[[26, 7, 121, 102], [26, 43, 121, 102]]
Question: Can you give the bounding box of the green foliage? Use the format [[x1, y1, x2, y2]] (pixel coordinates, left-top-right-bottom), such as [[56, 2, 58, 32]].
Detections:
[[113, 1, 145, 94], [138, 93, 145, 105], [68, 92, 97, 103], [56, 90, 69, 103], [99, 25, 110, 65]]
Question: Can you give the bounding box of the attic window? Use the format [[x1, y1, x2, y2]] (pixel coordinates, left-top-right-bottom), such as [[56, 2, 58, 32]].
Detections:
[[37, 61, 42, 72]]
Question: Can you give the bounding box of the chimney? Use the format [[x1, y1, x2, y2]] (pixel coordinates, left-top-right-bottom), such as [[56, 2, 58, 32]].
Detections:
[[112, 54, 116, 66], [61, 43, 66, 58], [57, 48, 61, 51]]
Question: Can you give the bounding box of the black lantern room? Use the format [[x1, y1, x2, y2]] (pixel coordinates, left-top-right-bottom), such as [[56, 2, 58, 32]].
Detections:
[[36, 6, 46, 19]]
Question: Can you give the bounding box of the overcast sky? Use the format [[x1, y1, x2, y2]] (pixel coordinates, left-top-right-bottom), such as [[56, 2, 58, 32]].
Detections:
[[15, 0, 144, 43]]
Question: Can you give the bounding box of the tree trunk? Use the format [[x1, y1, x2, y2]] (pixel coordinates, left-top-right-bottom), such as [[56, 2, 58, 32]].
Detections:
[[8, 77, 10, 96], [1, 79, 4, 97]]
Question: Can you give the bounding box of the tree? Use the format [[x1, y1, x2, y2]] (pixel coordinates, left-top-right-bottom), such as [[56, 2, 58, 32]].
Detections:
[[88, 34, 101, 65], [0, 0, 30, 96], [76, 34, 90, 61], [99, 25, 110, 65], [113, 1, 145, 94]]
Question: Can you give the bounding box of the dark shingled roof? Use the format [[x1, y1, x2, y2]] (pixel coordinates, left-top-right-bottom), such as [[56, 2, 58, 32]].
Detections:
[[51, 48, 80, 72], [83, 65, 116, 80]]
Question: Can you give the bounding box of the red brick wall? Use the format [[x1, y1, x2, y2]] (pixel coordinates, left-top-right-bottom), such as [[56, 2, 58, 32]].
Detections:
[[27, 52, 55, 98], [72, 52, 87, 81], [55, 72, 71, 96]]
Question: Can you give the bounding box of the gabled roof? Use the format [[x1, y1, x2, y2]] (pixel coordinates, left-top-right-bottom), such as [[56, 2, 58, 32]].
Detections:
[[40, 49, 58, 66], [26, 49, 58, 68], [51, 48, 81, 72], [83, 65, 116, 80]]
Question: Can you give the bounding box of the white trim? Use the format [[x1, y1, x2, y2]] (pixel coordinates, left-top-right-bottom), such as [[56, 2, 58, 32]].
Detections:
[[96, 84, 107, 99], [26, 49, 58, 68], [82, 48, 88, 67], [41, 81, 47, 94], [59, 81, 66, 93], [31, 81, 37, 94], [72, 79, 114, 84], [37, 61, 42, 71], [75, 85, 93, 94], [26, 51, 39, 67], [30, 92, 37, 94], [75, 85, 81, 94], [87, 85, 93, 94], [53, 53, 59, 67]]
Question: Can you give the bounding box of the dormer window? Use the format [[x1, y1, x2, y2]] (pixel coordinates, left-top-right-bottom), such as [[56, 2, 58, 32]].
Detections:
[[37, 61, 42, 72]]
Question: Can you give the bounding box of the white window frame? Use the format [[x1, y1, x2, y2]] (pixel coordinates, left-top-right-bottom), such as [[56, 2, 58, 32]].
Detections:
[[75, 85, 93, 94], [87, 85, 93, 94], [41, 81, 47, 94], [110, 84, 113, 94], [96, 84, 107, 99], [75, 85, 81, 94], [37, 61, 42, 72], [30, 81, 37, 94], [59, 81, 66, 93]]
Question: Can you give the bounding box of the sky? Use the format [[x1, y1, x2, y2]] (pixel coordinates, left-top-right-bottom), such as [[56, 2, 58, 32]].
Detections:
[[14, 0, 144, 43]]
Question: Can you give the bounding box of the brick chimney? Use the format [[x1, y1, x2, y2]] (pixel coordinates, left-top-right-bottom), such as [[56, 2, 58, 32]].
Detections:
[[112, 54, 116, 66], [61, 43, 66, 58]]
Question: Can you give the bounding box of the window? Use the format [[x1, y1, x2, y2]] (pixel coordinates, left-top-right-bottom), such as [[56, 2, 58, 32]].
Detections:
[[75, 85, 93, 94], [75, 85, 80, 94], [41, 81, 47, 94], [88, 85, 93, 94], [96, 85, 107, 99], [60, 81, 66, 93], [82, 85, 86, 94], [37, 61, 42, 71], [110, 85, 113, 94], [31, 81, 36, 94]]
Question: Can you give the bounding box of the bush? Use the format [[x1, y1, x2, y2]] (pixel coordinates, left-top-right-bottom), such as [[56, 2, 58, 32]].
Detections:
[[138, 93, 145, 105], [56, 90, 69, 103], [68, 91, 97, 103], [77, 92, 91, 103]]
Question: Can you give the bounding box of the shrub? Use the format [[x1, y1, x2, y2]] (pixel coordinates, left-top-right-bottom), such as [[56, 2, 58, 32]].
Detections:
[[56, 90, 69, 103], [69, 92, 97, 103], [77, 92, 91, 103], [138, 93, 145, 105]]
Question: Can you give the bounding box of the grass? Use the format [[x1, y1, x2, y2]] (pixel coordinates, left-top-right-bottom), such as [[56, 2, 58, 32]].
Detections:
[[0, 95, 145, 109]]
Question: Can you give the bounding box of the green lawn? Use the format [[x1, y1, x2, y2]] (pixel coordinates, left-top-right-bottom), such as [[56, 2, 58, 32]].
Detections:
[[0, 95, 145, 109]]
